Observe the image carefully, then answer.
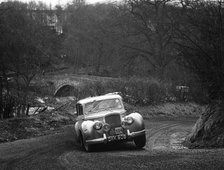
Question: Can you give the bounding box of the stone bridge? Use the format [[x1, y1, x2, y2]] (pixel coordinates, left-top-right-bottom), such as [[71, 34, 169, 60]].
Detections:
[[53, 79, 81, 97], [48, 75, 115, 97]]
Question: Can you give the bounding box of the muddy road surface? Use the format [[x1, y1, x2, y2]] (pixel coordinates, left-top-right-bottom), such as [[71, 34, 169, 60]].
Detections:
[[1, 118, 224, 170]]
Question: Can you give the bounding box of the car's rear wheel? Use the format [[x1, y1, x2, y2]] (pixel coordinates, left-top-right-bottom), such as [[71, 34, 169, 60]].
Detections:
[[80, 134, 93, 152], [134, 135, 146, 148]]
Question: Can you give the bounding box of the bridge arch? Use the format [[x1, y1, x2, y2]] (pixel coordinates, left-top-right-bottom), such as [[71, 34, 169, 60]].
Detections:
[[54, 84, 75, 97], [54, 80, 81, 97]]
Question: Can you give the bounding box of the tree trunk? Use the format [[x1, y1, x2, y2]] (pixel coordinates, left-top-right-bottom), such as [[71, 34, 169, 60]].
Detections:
[[0, 77, 3, 119], [186, 101, 224, 148], [17, 104, 21, 117], [26, 104, 30, 116], [2, 69, 9, 95], [95, 42, 103, 74], [21, 104, 25, 116]]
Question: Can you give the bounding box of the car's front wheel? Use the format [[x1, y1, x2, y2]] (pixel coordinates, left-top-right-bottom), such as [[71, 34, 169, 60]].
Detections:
[[134, 135, 146, 148], [80, 134, 93, 152]]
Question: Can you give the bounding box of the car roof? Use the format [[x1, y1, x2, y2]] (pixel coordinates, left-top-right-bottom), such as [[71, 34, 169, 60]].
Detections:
[[77, 94, 122, 105]]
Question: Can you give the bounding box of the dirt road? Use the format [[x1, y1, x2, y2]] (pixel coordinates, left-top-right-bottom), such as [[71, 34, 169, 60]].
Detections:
[[1, 118, 224, 170]]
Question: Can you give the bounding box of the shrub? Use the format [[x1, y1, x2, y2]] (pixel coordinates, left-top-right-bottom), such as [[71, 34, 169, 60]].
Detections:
[[73, 77, 175, 106]]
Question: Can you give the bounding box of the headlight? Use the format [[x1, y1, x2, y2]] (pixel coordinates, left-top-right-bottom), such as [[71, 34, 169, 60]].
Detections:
[[124, 116, 134, 125], [103, 124, 111, 132], [126, 117, 134, 124], [93, 122, 103, 130], [121, 121, 126, 127]]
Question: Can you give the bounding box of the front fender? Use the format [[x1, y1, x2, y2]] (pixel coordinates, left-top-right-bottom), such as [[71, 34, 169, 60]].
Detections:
[[74, 121, 79, 137], [125, 112, 145, 133], [81, 121, 103, 140]]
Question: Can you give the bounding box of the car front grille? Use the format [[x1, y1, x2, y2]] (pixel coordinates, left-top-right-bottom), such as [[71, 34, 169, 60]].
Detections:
[[105, 114, 121, 127]]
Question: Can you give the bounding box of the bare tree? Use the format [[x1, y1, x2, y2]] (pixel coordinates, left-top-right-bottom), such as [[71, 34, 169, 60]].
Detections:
[[63, 3, 119, 75], [121, 0, 177, 79], [0, 1, 61, 117], [175, 0, 224, 146]]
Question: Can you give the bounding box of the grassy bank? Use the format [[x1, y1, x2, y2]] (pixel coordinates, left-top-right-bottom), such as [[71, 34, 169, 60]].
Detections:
[[0, 74, 205, 143], [125, 102, 205, 119], [0, 101, 204, 143]]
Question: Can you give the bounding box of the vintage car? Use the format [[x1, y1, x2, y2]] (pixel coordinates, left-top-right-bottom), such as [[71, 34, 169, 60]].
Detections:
[[74, 93, 146, 151]]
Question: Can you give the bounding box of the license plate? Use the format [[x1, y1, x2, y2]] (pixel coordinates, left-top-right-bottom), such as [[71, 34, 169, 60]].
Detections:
[[108, 134, 126, 142], [115, 127, 123, 135]]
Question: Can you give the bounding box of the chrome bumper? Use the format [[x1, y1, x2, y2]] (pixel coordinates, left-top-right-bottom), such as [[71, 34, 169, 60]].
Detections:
[[86, 134, 107, 144], [86, 129, 145, 144], [127, 129, 145, 138]]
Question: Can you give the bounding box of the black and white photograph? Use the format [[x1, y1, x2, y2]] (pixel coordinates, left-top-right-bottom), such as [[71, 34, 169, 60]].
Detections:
[[0, 0, 224, 169]]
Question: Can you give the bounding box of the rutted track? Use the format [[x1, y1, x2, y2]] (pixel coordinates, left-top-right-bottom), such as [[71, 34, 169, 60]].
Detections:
[[59, 118, 195, 170], [1, 118, 224, 170]]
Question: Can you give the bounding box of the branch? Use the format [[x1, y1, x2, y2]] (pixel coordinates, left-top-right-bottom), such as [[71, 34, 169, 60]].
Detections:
[[139, 53, 157, 69], [122, 44, 153, 56], [174, 25, 215, 64], [0, 7, 11, 17]]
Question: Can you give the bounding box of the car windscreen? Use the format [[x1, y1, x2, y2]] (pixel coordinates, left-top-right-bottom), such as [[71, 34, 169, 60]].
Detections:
[[85, 98, 123, 115]]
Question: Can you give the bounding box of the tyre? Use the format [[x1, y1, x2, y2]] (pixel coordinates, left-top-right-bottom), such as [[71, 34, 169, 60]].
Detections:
[[134, 135, 146, 148], [80, 134, 93, 152]]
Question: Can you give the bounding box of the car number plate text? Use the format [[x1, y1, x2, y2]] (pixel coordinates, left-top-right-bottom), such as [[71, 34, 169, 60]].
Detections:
[[115, 127, 123, 135], [108, 134, 126, 142]]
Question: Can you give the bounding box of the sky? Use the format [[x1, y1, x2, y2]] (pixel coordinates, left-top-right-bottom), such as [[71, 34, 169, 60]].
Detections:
[[0, 0, 112, 7]]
